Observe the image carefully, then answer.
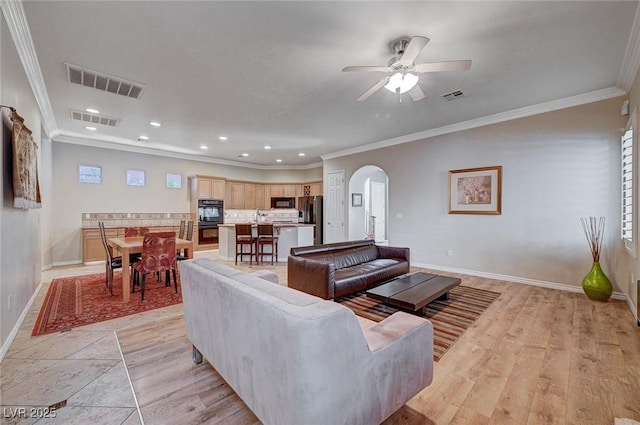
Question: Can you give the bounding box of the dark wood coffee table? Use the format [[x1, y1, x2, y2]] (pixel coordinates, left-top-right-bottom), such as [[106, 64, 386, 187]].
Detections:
[[366, 272, 462, 313]]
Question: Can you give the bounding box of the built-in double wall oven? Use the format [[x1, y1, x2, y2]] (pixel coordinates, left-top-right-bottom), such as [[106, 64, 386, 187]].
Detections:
[[198, 199, 223, 244]]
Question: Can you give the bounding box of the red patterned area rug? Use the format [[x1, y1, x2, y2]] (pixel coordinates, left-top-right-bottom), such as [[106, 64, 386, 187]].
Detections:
[[337, 285, 500, 361], [32, 271, 182, 336]]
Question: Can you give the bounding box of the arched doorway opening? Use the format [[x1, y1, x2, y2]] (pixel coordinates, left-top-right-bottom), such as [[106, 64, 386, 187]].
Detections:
[[348, 165, 389, 244]]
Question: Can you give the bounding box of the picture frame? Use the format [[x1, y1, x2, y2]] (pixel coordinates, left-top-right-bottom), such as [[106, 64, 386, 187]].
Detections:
[[166, 173, 182, 189], [352, 193, 363, 207], [449, 166, 502, 215]]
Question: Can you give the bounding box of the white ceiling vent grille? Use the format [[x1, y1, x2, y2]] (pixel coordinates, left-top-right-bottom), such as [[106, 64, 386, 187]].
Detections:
[[441, 89, 465, 101], [65, 63, 145, 99], [70, 110, 120, 127]]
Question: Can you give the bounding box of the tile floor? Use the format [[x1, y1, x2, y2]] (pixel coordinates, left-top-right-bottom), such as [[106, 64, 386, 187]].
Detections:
[[0, 250, 287, 425]]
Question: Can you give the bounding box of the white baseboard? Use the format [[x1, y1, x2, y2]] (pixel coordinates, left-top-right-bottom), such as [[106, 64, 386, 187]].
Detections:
[[626, 295, 639, 326], [0, 281, 43, 362], [52, 259, 83, 267], [412, 262, 628, 301]]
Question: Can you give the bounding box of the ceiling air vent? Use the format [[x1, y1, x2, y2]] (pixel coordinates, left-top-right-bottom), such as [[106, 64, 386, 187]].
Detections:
[[70, 110, 120, 127], [65, 63, 145, 100], [441, 89, 464, 101]]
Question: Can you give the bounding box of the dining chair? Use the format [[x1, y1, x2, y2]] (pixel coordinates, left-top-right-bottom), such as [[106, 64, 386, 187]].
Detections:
[[178, 220, 186, 239], [98, 222, 122, 295], [256, 224, 278, 265], [176, 220, 194, 262], [124, 226, 150, 237], [131, 231, 177, 301], [235, 223, 256, 265]]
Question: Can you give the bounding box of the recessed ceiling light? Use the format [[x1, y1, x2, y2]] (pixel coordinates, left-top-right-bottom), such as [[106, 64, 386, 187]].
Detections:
[[276, 159, 282, 163], [200, 145, 208, 150], [138, 135, 149, 141], [86, 108, 99, 114], [239, 153, 249, 157], [219, 136, 228, 141], [150, 121, 161, 127], [264, 145, 271, 150], [298, 153, 306, 156], [85, 126, 97, 131]]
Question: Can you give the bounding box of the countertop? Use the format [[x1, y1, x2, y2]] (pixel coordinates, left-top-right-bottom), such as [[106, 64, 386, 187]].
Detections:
[[218, 222, 314, 228]]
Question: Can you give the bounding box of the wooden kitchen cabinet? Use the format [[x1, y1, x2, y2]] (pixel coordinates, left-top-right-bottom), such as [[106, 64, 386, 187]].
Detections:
[[196, 177, 226, 200], [254, 184, 267, 209], [244, 183, 255, 209], [309, 182, 322, 196], [228, 182, 246, 209], [283, 184, 297, 197], [269, 184, 284, 198]]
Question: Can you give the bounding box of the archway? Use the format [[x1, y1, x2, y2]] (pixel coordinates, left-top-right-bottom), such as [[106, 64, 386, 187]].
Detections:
[[348, 165, 389, 243]]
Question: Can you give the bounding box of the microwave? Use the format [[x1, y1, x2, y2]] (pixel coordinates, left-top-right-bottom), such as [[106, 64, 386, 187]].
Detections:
[[271, 197, 295, 209]]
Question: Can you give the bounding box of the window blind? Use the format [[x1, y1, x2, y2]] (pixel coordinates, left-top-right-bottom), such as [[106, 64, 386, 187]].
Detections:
[[622, 127, 633, 243]]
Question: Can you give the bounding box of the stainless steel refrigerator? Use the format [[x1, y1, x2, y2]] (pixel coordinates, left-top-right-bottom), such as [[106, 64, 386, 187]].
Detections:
[[298, 195, 323, 244]]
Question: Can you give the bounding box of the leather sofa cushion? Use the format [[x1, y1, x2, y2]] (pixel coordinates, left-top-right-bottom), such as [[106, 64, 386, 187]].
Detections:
[[334, 259, 409, 298], [333, 246, 379, 269]]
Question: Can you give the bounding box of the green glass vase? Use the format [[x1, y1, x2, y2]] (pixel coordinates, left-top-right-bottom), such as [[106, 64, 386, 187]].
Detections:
[[581, 261, 612, 302]]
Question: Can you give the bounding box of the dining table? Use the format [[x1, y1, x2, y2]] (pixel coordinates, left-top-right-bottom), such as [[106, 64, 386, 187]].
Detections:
[[107, 236, 194, 302]]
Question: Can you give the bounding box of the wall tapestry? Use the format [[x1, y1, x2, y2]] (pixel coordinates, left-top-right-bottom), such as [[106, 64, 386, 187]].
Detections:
[[8, 110, 41, 209]]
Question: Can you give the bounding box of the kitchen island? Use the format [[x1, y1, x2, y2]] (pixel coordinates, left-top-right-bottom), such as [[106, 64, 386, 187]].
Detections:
[[218, 223, 315, 262]]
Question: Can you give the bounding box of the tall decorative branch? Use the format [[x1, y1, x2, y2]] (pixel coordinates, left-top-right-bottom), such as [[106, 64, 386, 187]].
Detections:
[[580, 216, 605, 262]]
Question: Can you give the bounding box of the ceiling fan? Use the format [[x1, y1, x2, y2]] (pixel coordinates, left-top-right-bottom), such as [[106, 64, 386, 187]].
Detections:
[[342, 36, 472, 102]]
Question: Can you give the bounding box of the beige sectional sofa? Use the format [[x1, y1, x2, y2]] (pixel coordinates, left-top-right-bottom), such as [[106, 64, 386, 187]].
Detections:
[[180, 258, 434, 425]]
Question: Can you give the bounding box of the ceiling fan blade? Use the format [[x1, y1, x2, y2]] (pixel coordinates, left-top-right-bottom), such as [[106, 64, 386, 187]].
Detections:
[[399, 36, 430, 66], [357, 76, 391, 101], [408, 84, 425, 102], [342, 66, 391, 73], [413, 60, 472, 73]]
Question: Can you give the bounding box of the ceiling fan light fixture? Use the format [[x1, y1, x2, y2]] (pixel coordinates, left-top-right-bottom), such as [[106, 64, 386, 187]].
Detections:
[[384, 72, 419, 94]]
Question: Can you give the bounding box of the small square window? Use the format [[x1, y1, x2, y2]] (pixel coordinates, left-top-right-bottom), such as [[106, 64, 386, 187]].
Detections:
[[166, 173, 182, 189], [127, 169, 145, 187], [79, 165, 102, 184]]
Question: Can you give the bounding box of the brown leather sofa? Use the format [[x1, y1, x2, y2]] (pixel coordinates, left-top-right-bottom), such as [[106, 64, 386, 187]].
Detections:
[[287, 240, 410, 299]]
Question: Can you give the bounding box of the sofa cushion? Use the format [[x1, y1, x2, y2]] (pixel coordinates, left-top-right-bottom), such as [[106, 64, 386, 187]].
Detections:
[[334, 259, 409, 297], [332, 245, 379, 269]]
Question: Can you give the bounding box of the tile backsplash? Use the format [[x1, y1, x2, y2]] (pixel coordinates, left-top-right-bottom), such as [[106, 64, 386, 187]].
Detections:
[[82, 212, 193, 228], [224, 208, 299, 224]]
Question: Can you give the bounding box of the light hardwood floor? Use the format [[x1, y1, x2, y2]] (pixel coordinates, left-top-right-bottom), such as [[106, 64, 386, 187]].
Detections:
[[116, 262, 640, 425]]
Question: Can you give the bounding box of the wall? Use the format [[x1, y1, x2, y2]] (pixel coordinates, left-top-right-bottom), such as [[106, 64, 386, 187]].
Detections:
[[51, 142, 321, 264], [0, 15, 45, 350], [325, 97, 628, 291]]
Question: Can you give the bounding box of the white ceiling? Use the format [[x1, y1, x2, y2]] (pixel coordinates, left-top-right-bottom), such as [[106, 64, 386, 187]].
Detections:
[[13, 1, 640, 168]]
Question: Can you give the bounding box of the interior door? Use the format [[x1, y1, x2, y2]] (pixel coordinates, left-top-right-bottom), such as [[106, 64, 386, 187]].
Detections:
[[326, 170, 346, 243]]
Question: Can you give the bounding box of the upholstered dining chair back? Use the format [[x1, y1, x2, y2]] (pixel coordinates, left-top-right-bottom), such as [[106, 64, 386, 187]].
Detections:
[[133, 231, 177, 300], [124, 226, 150, 237]]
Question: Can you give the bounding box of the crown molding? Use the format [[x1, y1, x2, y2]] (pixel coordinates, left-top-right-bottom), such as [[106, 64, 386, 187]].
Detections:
[[54, 131, 322, 170], [618, 1, 640, 92], [321, 87, 627, 161], [0, 0, 57, 137]]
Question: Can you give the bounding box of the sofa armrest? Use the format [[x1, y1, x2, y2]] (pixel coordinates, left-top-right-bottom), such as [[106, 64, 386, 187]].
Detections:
[[362, 311, 431, 352], [377, 246, 410, 263], [287, 256, 336, 299]]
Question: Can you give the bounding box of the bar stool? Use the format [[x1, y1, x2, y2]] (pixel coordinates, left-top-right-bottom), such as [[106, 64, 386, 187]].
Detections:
[[256, 224, 279, 265], [235, 223, 256, 265]]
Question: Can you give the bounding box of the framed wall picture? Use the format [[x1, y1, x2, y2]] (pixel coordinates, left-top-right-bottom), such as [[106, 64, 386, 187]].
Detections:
[[166, 173, 182, 189], [352, 193, 363, 207], [126, 169, 145, 187], [449, 166, 502, 214]]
